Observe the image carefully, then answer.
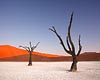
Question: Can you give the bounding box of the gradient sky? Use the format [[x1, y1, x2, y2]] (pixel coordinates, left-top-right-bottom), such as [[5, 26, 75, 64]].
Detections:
[[0, 0, 100, 55]]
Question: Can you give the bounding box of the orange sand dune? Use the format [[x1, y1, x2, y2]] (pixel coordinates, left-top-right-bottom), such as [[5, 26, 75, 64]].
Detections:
[[0, 45, 60, 58], [0, 45, 100, 61], [0, 45, 28, 58]]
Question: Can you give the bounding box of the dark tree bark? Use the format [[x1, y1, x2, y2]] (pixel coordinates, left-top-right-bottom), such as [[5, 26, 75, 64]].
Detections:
[[49, 12, 82, 72], [28, 51, 32, 66], [19, 42, 40, 66], [70, 55, 78, 72]]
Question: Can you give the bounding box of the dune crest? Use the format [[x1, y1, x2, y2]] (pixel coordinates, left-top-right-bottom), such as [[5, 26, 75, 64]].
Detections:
[[0, 45, 60, 58]]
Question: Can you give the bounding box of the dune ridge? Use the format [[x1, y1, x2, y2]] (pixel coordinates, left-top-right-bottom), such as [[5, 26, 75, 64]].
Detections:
[[0, 45, 100, 61]]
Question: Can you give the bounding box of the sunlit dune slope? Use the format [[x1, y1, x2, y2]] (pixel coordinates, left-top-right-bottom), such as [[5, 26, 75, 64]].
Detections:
[[0, 45, 28, 58], [0, 45, 60, 58]]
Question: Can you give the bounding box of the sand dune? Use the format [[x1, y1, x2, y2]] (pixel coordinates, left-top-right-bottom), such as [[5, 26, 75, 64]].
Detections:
[[0, 45, 27, 58], [0, 45, 100, 61], [0, 45, 60, 58]]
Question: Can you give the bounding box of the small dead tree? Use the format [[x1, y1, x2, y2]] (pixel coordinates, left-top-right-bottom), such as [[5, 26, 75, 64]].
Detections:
[[49, 12, 82, 72], [19, 42, 40, 66]]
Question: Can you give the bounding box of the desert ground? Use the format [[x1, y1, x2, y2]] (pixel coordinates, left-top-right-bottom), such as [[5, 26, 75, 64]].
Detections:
[[0, 62, 100, 80]]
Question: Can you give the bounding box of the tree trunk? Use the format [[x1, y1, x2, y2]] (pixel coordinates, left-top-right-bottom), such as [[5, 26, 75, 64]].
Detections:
[[28, 52, 32, 66], [70, 55, 77, 72]]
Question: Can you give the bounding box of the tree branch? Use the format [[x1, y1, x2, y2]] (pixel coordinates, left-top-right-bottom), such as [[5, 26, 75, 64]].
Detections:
[[67, 12, 75, 53], [32, 42, 40, 51], [29, 42, 32, 48], [19, 46, 30, 52], [77, 35, 82, 56], [49, 26, 56, 32], [66, 36, 72, 52], [49, 26, 71, 55]]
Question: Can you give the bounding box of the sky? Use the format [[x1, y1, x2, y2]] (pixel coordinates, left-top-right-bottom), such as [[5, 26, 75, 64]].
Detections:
[[0, 0, 100, 55]]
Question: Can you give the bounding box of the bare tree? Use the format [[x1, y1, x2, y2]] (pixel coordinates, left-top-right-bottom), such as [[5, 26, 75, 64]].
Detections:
[[19, 42, 40, 66], [49, 12, 82, 72]]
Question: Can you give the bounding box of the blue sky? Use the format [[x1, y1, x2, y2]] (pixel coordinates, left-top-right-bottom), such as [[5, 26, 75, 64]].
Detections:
[[0, 0, 100, 55]]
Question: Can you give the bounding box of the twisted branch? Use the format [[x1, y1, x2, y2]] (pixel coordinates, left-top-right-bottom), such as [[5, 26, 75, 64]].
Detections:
[[19, 46, 30, 52], [32, 42, 40, 51], [49, 26, 71, 55], [77, 35, 82, 56], [67, 12, 75, 54], [49, 12, 82, 56], [66, 36, 72, 52], [19, 42, 40, 52]]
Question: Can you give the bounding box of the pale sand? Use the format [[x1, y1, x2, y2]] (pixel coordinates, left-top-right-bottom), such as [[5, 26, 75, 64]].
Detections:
[[0, 62, 100, 80]]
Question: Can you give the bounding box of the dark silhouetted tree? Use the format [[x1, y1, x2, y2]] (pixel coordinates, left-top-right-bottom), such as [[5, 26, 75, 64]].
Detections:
[[19, 42, 40, 66], [49, 12, 82, 72]]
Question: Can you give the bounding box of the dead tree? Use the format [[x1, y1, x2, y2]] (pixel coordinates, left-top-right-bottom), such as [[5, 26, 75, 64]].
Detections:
[[49, 12, 82, 72], [19, 42, 40, 66]]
